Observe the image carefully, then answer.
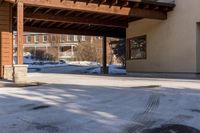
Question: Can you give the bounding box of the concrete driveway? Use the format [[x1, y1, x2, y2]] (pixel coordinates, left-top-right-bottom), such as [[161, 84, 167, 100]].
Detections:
[[0, 73, 200, 133]]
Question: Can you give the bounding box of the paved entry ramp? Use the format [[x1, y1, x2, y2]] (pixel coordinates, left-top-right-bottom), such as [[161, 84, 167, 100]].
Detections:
[[0, 73, 200, 133]]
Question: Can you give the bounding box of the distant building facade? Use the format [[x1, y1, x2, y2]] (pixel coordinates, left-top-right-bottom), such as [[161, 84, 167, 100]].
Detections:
[[13, 33, 103, 60], [13, 33, 117, 64]]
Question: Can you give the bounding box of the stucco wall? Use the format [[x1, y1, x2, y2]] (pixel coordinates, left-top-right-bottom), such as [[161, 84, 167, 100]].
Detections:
[[126, 0, 200, 73]]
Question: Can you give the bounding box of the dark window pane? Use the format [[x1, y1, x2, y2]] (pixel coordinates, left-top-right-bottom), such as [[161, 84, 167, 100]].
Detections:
[[129, 36, 146, 59]]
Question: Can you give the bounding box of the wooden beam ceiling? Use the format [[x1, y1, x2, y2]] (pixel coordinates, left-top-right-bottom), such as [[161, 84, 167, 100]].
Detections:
[[6, 0, 168, 20], [13, 12, 128, 28], [8, 0, 175, 38], [130, 7, 167, 19], [13, 26, 126, 38]]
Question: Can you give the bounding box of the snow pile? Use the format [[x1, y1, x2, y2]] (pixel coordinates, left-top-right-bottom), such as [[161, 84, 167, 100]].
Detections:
[[24, 56, 35, 64], [13, 54, 68, 69], [14, 54, 126, 75], [68, 61, 100, 66]]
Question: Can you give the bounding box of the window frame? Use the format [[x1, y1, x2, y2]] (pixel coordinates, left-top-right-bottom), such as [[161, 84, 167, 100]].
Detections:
[[43, 35, 48, 43], [52, 35, 56, 42], [60, 35, 65, 43], [34, 35, 39, 44], [81, 36, 86, 41], [66, 35, 70, 42], [74, 35, 78, 41], [26, 35, 31, 44], [128, 35, 147, 60]]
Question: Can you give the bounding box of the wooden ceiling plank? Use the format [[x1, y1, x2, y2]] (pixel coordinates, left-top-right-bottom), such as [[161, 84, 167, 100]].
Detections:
[[63, 23, 73, 28], [18, 0, 167, 19], [83, 12, 95, 18], [39, 21, 49, 27], [31, 20, 39, 26], [19, 12, 128, 28], [54, 9, 64, 15], [16, 26, 126, 38], [24, 19, 29, 24], [109, 15, 121, 20], [75, 11, 84, 17], [16, 0, 132, 16], [43, 8, 52, 15], [33, 7, 41, 14], [78, 25, 88, 30], [64, 10, 74, 16], [47, 22, 57, 28], [56, 22, 65, 28]]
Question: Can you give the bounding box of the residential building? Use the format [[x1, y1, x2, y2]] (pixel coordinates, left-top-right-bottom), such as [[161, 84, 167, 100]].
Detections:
[[13, 33, 103, 60], [126, 0, 200, 73], [13, 33, 115, 63]]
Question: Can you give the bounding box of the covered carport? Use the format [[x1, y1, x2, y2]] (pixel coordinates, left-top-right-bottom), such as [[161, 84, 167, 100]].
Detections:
[[0, 0, 174, 83]]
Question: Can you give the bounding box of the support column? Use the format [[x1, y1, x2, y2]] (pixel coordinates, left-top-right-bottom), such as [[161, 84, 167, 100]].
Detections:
[[34, 46, 36, 58], [17, 1, 24, 64], [101, 36, 108, 74], [14, 1, 28, 84], [71, 45, 74, 57], [0, 3, 13, 78]]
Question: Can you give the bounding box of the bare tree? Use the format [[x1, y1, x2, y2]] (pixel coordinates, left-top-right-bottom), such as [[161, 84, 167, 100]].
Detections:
[[74, 42, 101, 62], [74, 39, 113, 64], [48, 34, 61, 61]]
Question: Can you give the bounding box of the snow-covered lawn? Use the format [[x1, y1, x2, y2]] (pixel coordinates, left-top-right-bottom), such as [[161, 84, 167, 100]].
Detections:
[[16, 54, 126, 74], [28, 61, 126, 75], [0, 73, 200, 133]]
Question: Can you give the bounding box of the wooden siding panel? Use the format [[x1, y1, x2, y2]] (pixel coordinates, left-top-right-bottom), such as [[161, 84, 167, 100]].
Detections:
[[0, 3, 13, 78]]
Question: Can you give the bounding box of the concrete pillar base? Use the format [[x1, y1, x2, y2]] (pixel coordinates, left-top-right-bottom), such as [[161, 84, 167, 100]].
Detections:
[[13, 65, 28, 84], [3, 65, 13, 81], [101, 66, 109, 74]]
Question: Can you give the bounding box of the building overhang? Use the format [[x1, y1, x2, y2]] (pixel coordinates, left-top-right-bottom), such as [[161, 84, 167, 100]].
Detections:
[[4, 0, 175, 38]]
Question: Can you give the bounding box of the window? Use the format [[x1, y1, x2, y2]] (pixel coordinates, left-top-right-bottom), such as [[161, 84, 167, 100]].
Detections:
[[74, 35, 78, 41], [26, 36, 31, 44], [34, 35, 39, 43], [60, 35, 65, 42], [66, 35, 70, 42], [129, 35, 146, 60], [81, 36, 86, 41], [52, 35, 56, 42], [43, 35, 48, 43]]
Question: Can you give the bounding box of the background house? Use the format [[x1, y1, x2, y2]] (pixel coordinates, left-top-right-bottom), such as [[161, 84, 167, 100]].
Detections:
[[126, 0, 200, 73], [13, 33, 118, 64]]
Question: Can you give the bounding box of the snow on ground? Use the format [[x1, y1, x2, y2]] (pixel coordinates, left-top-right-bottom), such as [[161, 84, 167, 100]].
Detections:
[[27, 59, 126, 75], [89, 64, 126, 74], [0, 73, 200, 133], [33, 64, 126, 75], [14, 54, 126, 74], [68, 61, 100, 66]]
